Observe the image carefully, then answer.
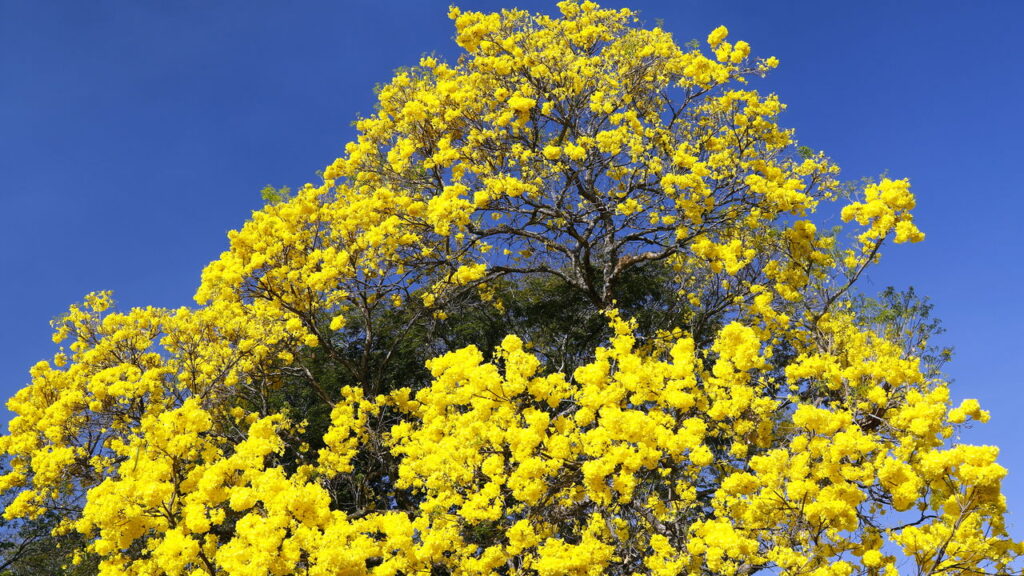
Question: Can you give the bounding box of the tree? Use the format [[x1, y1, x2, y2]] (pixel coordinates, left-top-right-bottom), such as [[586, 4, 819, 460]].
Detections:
[[0, 2, 1019, 575]]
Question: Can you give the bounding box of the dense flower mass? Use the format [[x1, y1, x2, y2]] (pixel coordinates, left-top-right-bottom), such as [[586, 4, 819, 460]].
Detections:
[[0, 2, 1019, 575]]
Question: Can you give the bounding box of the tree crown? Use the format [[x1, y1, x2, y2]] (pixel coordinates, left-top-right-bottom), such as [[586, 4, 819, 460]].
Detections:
[[0, 3, 1018, 575]]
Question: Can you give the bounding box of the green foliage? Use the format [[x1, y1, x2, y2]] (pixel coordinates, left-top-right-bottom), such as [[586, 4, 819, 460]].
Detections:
[[259, 185, 292, 205], [855, 286, 953, 377]]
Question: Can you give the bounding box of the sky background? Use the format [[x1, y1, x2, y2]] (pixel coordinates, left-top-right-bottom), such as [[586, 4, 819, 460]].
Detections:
[[2, 0, 1023, 539]]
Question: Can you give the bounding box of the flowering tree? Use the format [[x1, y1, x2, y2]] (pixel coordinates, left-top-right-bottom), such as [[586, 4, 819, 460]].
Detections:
[[0, 2, 1019, 575]]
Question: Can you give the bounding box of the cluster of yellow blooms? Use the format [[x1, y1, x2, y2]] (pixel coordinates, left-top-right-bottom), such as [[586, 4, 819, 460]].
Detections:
[[0, 2, 1019, 575]]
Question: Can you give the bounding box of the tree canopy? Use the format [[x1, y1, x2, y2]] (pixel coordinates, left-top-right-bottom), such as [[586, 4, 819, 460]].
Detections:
[[0, 2, 1019, 575]]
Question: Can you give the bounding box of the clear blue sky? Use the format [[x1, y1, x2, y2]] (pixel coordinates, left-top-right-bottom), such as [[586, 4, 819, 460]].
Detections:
[[2, 0, 1022, 537]]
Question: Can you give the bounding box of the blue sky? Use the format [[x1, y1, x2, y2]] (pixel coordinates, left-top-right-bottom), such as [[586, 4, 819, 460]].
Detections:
[[2, 0, 1023, 538]]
